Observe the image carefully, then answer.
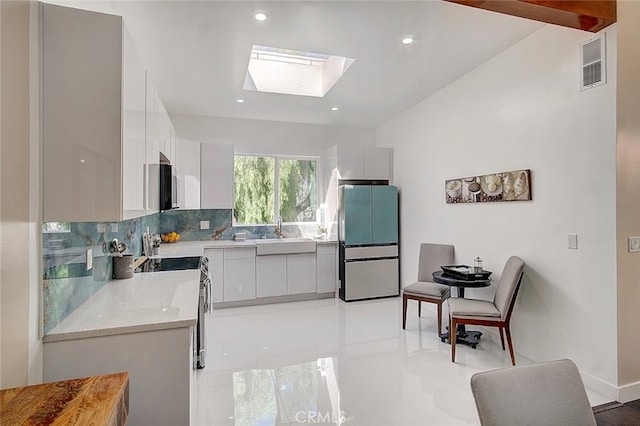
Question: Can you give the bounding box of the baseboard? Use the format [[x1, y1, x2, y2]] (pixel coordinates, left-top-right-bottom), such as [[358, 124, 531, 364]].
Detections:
[[618, 380, 640, 403], [581, 371, 619, 401], [212, 292, 335, 309]]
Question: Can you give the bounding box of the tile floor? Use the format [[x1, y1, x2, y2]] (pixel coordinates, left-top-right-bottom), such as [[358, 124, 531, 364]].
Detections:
[[194, 297, 611, 425]]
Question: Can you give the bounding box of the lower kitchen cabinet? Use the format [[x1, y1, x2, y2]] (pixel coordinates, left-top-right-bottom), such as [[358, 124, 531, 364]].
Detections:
[[316, 243, 338, 294], [210, 243, 338, 307], [44, 327, 193, 426], [223, 248, 256, 302], [204, 248, 224, 303], [256, 255, 287, 298], [287, 253, 317, 295]]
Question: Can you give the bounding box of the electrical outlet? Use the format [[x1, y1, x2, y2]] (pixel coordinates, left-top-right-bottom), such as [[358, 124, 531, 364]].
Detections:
[[200, 221, 210, 230], [629, 237, 640, 253], [567, 234, 578, 250], [86, 248, 93, 270]]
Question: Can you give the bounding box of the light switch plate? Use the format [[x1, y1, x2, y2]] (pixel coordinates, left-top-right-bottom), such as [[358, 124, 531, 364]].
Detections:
[[629, 237, 640, 253], [86, 248, 93, 270], [200, 221, 210, 230], [568, 234, 578, 250]]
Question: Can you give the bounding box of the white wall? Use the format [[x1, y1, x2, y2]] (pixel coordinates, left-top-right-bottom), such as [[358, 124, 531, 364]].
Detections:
[[172, 114, 376, 156], [377, 24, 618, 392]]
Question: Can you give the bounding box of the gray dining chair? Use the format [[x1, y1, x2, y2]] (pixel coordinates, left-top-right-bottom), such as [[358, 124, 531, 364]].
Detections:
[[448, 256, 525, 365], [470, 359, 597, 426], [402, 243, 454, 336]]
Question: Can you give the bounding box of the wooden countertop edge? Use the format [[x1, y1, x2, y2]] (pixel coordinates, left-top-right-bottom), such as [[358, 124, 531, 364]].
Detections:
[[0, 372, 129, 425]]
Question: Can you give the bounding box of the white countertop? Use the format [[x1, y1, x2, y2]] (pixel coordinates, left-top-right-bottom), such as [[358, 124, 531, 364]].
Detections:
[[156, 239, 338, 258], [43, 270, 200, 342]]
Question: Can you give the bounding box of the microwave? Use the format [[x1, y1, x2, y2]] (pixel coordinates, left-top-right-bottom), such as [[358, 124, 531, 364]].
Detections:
[[159, 164, 178, 211]]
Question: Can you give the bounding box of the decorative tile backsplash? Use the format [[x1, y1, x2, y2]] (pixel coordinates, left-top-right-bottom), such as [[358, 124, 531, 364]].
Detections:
[[42, 209, 232, 334], [159, 209, 233, 241]]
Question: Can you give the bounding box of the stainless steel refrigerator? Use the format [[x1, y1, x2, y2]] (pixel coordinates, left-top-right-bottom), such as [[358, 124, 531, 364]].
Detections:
[[338, 183, 399, 301]]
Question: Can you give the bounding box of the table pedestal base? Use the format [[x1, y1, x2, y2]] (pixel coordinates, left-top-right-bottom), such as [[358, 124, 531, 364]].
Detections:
[[440, 328, 482, 349]]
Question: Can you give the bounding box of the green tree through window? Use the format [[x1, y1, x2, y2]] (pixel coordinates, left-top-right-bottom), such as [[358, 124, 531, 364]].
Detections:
[[234, 155, 317, 225]]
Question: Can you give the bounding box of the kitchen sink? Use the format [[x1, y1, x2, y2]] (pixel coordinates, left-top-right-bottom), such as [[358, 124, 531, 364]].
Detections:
[[254, 238, 316, 255]]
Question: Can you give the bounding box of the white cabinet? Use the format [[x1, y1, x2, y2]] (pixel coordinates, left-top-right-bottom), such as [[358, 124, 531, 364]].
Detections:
[[327, 145, 392, 182], [287, 254, 317, 295], [44, 327, 193, 426], [145, 77, 160, 215], [336, 145, 364, 180], [211, 244, 336, 306], [42, 4, 177, 221], [201, 143, 234, 209], [204, 248, 224, 303], [316, 243, 337, 294], [42, 4, 128, 222], [176, 139, 201, 209], [121, 29, 147, 220], [364, 148, 392, 180], [256, 255, 287, 298], [223, 248, 256, 302], [158, 99, 174, 163]]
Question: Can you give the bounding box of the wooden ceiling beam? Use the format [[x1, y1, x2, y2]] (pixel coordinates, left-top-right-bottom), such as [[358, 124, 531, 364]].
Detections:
[[444, 0, 616, 33]]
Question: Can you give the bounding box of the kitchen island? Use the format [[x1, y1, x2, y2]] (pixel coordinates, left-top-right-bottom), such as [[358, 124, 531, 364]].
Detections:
[[43, 270, 199, 426]]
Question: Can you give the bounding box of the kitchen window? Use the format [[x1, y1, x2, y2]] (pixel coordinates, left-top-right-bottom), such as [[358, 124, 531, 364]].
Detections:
[[234, 155, 317, 225]]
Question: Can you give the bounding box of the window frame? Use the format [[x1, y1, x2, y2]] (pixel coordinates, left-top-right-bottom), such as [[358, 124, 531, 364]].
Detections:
[[233, 153, 320, 226]]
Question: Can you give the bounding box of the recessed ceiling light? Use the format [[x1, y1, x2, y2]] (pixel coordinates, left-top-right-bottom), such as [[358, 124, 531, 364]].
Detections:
[[402, 37, 414, 45], [254, 12, 267, 22], [331, 107, 339, 111], [236, 99, 245, 103]]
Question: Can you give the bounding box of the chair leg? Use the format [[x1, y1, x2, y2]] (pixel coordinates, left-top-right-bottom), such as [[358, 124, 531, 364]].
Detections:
[[499, 326, 505, 350], [451, 317, 457, 362], [436, 302, 442, 336], [418, 301, 422, 317], [504, 324, 516, 366], [402, 295, 408, 329]]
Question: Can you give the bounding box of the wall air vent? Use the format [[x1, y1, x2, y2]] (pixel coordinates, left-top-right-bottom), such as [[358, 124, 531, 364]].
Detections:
[[580, 34, 606, 90]]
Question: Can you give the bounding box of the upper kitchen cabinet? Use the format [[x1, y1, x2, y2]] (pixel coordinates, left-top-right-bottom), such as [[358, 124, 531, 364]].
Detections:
[[42, 4, 146, 222], [176, 139, 201, 209], [325, 145, 393, 182], [122, 29, 147, 220], [145, 78, 160, 215], [156, 93, 175, 163], [201, 143, 234, 209], [364, 148, 392, 181]]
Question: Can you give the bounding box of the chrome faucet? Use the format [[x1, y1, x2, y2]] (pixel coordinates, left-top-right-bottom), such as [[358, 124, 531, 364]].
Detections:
[[275, 217, 283, 237]]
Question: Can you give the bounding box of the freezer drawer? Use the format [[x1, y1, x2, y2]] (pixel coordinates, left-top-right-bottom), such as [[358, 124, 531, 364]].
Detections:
[[345, 245, 398, 260], [344, 258, 399, 301]]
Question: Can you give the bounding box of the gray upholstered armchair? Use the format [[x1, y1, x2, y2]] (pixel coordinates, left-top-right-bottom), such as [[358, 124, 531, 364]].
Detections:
[[470, 359, 597, 426], [402, 243, 454, 335]]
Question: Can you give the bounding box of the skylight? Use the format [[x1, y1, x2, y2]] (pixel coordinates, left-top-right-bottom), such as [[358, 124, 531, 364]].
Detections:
[[243, 45, 355, 98]]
